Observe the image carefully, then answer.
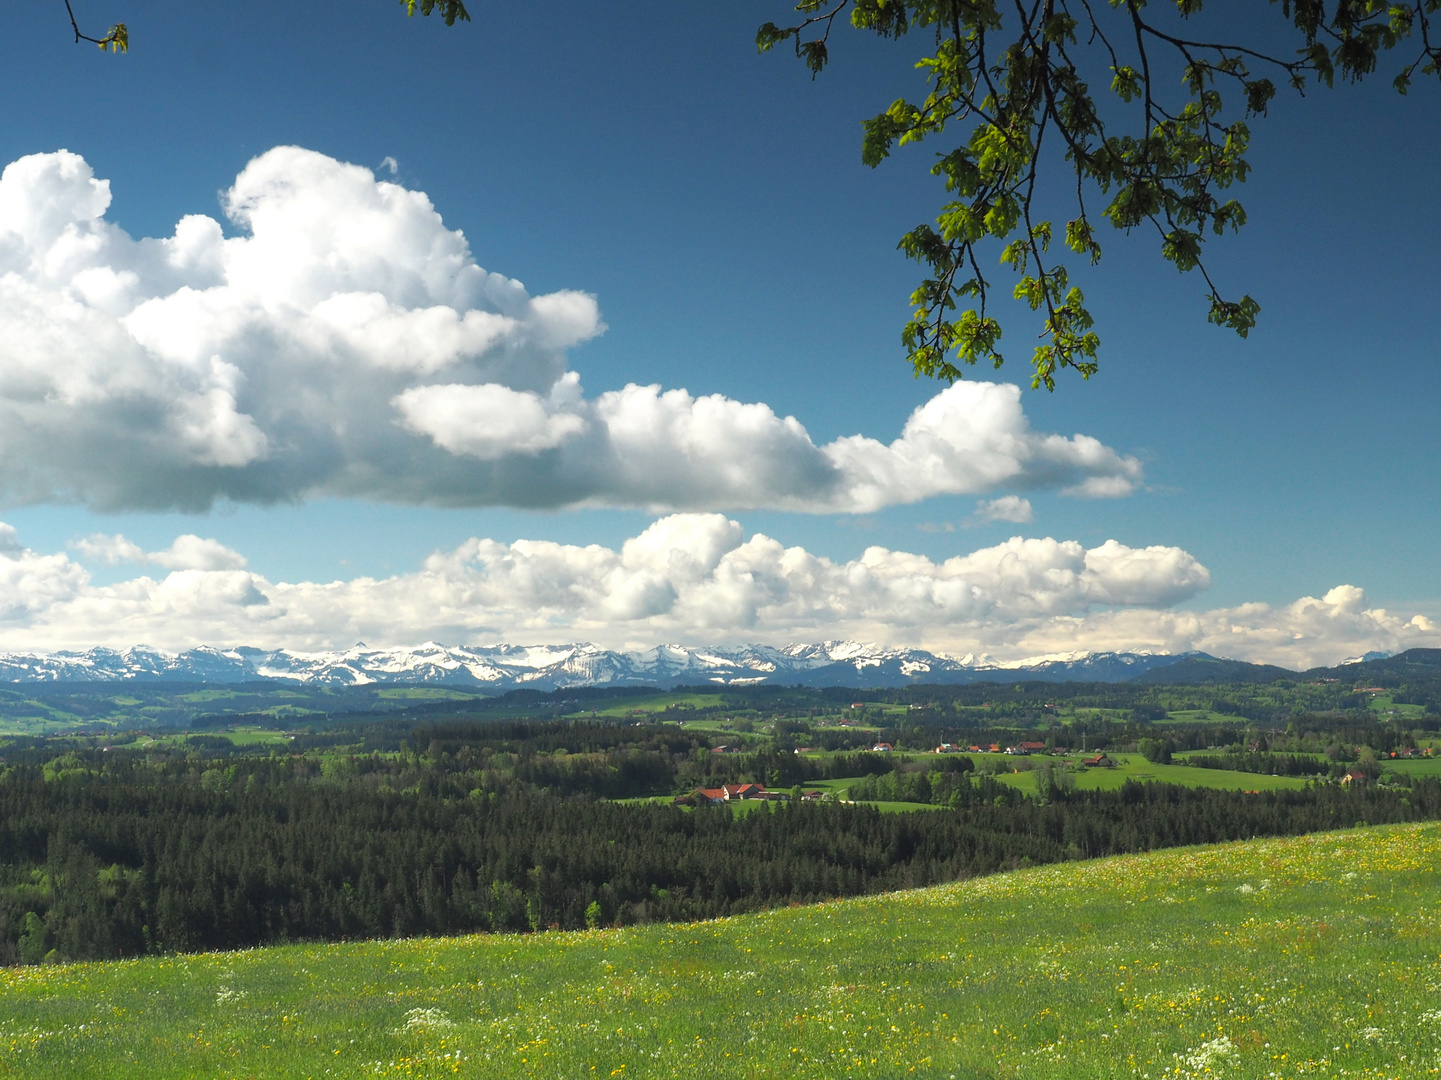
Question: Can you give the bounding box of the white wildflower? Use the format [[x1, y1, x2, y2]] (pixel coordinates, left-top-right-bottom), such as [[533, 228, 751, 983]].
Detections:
[[399, 1007, 455, 1032], [1176, 1035, 1238, 1075]]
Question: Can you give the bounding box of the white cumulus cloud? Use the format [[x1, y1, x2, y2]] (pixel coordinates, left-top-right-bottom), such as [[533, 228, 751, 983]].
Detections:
[[0, 518, 1428, 667], [0, 517, 1206, 649], [0, 146, 1140, 514], [1007, 586, 1440, 671], [72, 533, 248, 571]]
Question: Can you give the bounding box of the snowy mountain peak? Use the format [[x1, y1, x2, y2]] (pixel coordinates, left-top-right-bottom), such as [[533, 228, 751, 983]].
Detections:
[[1339, 650, 1393, 665], [0, 642, 1199, 689]]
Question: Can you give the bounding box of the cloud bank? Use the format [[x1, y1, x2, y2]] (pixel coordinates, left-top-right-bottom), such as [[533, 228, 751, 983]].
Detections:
[[0, 517, 1432, 668], [0, 146, 1141, 513]]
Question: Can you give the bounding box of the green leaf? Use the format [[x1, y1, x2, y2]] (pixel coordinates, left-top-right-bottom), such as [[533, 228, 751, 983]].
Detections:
[[99, 24, 127, 52], [401, 0, 471, 26]]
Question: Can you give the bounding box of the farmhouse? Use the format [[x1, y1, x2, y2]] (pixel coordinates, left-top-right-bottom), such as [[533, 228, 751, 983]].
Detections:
[[935, 743, 960, 753], [871, 742, 894, 753], [1007, 741, 1046, 755], [691, 782, 771, 803], [1082, 754, 1115, 768]]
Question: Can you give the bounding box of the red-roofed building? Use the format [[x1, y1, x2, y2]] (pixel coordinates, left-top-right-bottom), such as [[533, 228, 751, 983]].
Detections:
[[693, 783, 769, 803]]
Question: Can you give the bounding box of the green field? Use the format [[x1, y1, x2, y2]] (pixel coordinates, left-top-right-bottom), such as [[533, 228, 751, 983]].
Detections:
[[1367, 695, 1429, 719], [1, 823, 1437, 1078], [763, 754, 1312, 806], [1386, 756, 1441, 779], [981, 752, 1311, 793], [562, 692, 727, 717], [1162, 708, 1258, 725]]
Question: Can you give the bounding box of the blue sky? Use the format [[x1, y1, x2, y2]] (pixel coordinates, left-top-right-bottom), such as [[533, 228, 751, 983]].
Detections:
[[0, 0, 1434, 666]]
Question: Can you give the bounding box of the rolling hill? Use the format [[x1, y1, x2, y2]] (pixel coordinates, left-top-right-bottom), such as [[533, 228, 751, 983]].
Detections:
[[0, 822, 1436, 1078]]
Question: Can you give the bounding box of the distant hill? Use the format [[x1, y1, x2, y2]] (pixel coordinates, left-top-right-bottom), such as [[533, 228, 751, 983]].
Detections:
[[1130, 654, 1298, 685], [1306, 648, 1441, 684]]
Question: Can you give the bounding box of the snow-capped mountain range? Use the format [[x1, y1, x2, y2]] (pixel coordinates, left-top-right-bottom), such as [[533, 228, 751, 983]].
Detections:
[[0, 642, 1199, 689]]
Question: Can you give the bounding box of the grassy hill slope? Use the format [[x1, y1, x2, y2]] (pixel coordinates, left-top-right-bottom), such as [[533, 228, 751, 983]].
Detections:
[[1, 825, 1438, 1079]]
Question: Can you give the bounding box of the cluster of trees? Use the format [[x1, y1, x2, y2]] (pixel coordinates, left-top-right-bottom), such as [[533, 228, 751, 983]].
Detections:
[[1, 734, 1438, 965], [836, 757, 975, 805], [1183, 752, 1337, 779]]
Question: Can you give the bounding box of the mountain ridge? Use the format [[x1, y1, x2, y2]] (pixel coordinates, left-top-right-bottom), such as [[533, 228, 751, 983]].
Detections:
[[0, 641, 1204, 690], [1, 642, 1431, 690]]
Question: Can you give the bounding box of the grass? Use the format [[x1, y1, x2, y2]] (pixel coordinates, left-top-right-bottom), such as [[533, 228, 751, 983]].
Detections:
[[851, 798, 947, 812], [1367, 696, 1428, 719], [374, 688, 490, 702], [982, 752, 1310, 794], [222, 727, 294, 747], [563, 693, 727, 718], [125, 729, 294, 750], [1, 823, 1438, 1078], [1158, 709, 1254, 725], [1385, 757, 1441, 779]]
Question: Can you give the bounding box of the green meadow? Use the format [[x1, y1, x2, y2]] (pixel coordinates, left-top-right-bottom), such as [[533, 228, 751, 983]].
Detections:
[[1, 823, 1437, 1079], [562, 692, 728, 718], [985, 752, 1312, 794]]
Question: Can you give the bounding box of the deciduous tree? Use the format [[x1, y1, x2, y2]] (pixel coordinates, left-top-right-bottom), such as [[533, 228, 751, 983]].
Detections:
[[760, 1, 1440, 388], [62, 0, 471, 55]]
